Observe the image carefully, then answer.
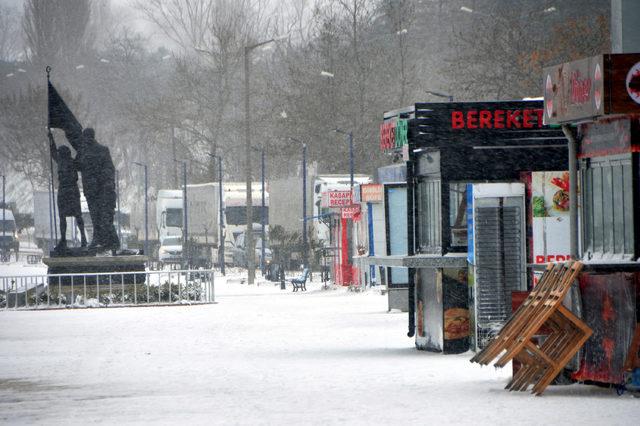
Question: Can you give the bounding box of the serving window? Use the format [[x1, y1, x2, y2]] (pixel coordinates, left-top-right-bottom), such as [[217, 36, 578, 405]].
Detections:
[[416, 178, 442, 254], [448, 182, 469, 250], [581, 155, 635, 260]]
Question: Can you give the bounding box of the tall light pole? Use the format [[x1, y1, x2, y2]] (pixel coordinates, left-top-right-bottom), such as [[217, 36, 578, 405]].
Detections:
[[334, 128, 354, 190], [174, 160, 188, 267], [133, 162, 148, 258], [260, 148, 266, 275], [115, 170, 122, 245], [208, 153, 226, 276], [289, 137, 308, 269], [244, 37, 284, 284], [250, 146, 267, 274], [2, 174, 5, 242]]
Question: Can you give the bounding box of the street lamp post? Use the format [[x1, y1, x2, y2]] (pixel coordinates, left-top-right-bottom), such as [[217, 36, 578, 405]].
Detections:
[[244, 37, 283, 284], [260, 148, 266, 275], [251, 146, 267, 275], [2, 175, 5, 242], [208, 153, 226, 276], [174, 160, 188, 268], [133, 162, 148, 259], [289, 138, 308, 269], [115, 170, 122, 246], [182, 161, 188, 267]]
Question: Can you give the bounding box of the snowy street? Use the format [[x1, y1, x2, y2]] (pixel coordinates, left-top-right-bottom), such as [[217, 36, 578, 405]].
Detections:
[[0, 277, 636, 425]]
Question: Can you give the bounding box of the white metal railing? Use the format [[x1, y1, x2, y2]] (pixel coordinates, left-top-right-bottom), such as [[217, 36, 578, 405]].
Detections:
[[0, 269, 215, 309]]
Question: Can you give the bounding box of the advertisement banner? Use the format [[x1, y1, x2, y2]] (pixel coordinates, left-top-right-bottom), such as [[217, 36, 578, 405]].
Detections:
[[531, 171, 571, 266]]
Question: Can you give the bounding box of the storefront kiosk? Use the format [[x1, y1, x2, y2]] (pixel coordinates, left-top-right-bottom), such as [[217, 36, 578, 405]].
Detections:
[[403, 100, 568, 353], [544, 54, 640, 386]]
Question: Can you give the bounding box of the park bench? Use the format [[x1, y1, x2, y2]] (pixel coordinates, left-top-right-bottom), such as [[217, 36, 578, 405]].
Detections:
[[290, 268, 309, 292]]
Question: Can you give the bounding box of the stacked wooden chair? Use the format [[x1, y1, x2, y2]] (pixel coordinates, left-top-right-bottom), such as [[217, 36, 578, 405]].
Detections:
[[471, 261, 592, 395]]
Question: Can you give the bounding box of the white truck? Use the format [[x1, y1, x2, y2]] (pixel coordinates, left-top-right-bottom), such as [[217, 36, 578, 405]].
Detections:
[[156, 183, 222, 266], [223, 182, 269, 267], [223, 182, 268, 243]]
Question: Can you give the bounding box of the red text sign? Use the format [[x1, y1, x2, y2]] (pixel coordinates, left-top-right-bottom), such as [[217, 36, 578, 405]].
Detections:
[[322, 190, 352, 208], [341, 205, 361, 219], [451, 109, 543, 130]]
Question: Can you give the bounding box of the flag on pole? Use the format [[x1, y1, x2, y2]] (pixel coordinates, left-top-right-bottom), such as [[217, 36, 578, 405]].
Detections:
[[47, 80, 82, 135]]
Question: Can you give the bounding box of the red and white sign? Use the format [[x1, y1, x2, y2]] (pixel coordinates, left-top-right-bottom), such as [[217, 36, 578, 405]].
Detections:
[[321, 190, 352, 208], [360, 184, 383, 203], [341, 205, 361, 219]]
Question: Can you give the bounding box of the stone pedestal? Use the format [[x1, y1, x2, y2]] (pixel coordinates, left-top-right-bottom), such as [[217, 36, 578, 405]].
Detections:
[[43, 255, 148, 285]]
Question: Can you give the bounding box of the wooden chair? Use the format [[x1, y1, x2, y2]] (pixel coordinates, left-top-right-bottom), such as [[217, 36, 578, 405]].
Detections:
[[471, 261, 592, 395]]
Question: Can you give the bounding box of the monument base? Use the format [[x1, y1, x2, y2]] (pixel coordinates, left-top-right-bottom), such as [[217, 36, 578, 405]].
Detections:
[[43, 255, 148, 285]]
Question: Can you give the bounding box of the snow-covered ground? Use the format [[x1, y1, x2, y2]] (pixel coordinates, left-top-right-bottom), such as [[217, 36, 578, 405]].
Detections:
[[0, 274, 636, 425]]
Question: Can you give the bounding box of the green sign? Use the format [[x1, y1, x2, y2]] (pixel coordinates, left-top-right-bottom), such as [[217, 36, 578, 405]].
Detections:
[[395, 119, 408, 148]]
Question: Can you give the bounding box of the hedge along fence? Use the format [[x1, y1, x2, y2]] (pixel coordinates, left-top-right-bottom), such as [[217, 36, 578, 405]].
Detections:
[[0, 269, 215, 309]]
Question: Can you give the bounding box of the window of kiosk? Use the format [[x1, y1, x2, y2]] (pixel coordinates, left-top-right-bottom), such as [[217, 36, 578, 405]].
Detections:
[[581, 155, 634, 260], [416, 179, 442, 254], [448, 182, 469, 251], [385, 185, 408, 286]]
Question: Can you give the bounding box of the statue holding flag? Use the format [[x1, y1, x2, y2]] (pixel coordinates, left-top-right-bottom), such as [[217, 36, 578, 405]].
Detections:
[[47, 68, 119, 253], [49, 132, 87, 250]]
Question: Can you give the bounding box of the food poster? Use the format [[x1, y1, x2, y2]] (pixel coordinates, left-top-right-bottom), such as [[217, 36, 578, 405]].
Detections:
[[443, 268, 470, 354], [531, 172, 573, 284]]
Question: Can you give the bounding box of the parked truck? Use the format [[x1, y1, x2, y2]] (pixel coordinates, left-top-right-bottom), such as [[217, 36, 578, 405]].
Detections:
[[222, 182, 270, 268], [156, 183, 222, 267], [223, 182, 268, 243]]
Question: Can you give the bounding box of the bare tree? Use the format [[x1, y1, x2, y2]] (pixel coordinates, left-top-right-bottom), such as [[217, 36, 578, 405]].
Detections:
[[22, 0, 95, 69], [448, 0, 609, 100], [135, 0, 276, 180], [0, 4, 21, 61]]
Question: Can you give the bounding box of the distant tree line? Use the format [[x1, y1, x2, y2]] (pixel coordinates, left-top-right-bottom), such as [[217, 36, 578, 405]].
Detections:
[[0, 0, 609, 216]]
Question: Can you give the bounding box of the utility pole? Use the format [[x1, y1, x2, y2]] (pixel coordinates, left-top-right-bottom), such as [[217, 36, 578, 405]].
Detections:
[[182, 161, 188, 268], [208, 153, 226, 276], [260, 148, 266, 275], [172, 127, 178, 188], [302, 143, 308, 269], [289, 137, 309, 269], [2, 175, 5, 241], [133, 162, 148, 258], [116, 170, 122, 245], [244, 38, 280, 285], [244, 46, 255, 284]]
